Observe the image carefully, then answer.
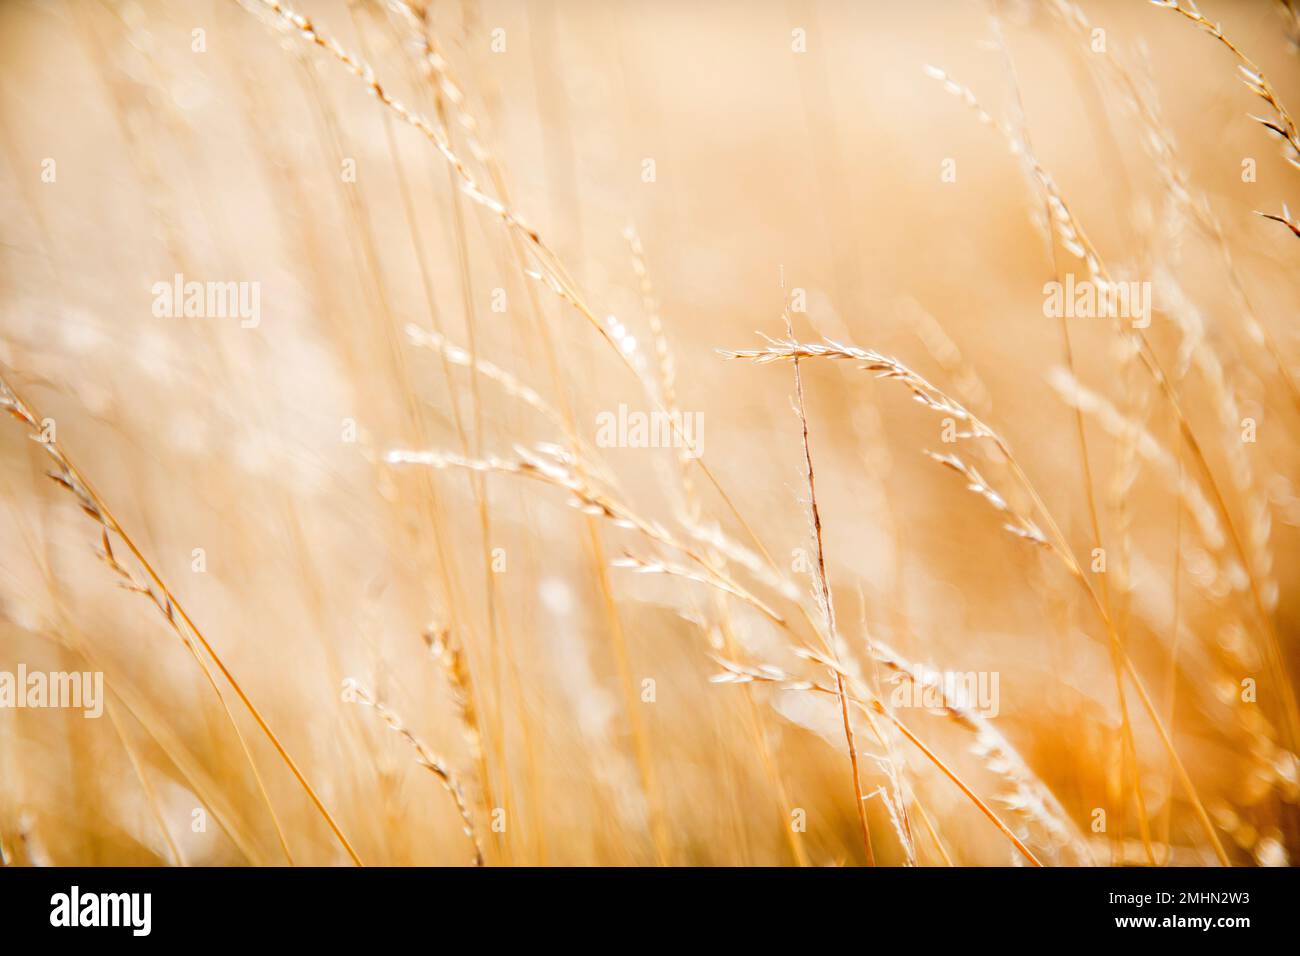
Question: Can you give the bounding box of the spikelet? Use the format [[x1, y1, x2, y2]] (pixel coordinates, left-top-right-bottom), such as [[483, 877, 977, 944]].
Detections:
[[423, 625, 483, 775], [346, 680, 484, 866], [0, 370, 360, 865], [1151, 0, 1300, 171]]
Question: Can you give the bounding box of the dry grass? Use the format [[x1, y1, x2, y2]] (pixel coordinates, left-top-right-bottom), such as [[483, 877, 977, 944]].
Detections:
[[0, 0, 1298, 867]]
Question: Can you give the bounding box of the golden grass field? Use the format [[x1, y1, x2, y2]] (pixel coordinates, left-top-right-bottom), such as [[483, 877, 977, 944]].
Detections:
[[1, 0, 1299, 866]]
